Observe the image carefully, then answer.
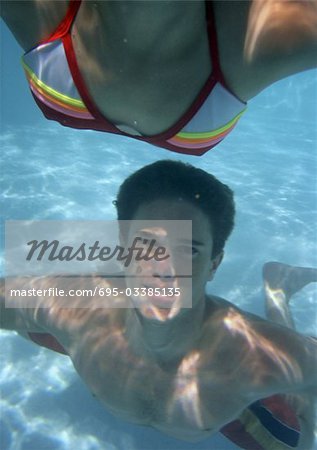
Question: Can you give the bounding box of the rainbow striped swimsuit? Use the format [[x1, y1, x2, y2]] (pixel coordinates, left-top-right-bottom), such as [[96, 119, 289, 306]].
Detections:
[[21, 0, 247, 156]]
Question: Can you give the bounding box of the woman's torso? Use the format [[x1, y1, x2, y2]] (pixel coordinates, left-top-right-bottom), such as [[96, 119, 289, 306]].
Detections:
[[7, 1, 251, 137], [71, 1, 213, 135]]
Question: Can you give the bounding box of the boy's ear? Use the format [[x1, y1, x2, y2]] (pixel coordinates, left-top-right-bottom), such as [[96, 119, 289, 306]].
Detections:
[[207, 251, 224, 281]]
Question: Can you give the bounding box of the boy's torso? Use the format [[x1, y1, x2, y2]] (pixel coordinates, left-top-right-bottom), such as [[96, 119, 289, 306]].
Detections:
[[46, 289, 249, 441]]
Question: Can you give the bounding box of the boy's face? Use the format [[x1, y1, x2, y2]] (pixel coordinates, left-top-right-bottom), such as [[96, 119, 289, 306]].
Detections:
[[123, 198, 223, 321]]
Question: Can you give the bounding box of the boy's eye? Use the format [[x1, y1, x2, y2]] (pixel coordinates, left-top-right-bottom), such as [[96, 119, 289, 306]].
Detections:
[[175, 246, 199, 257]]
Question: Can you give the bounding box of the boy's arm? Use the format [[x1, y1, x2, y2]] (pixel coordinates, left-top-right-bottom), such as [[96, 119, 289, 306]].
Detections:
[[1, 274, 123, 359], [0, 278, 44, 331], [0, 274, 118, 334], [236, 314, 317, 399], [201, 310, 316, 432]]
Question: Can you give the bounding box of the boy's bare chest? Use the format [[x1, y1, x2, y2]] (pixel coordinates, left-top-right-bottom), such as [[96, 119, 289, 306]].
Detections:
[[70, 327, 219, 439]]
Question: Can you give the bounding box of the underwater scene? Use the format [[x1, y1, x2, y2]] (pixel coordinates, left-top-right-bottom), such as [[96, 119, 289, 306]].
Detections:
[[1, 18, 317, 450]]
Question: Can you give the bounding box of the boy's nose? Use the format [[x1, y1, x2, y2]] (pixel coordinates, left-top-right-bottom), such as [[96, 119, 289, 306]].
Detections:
[[138, 252, 176, 282], [152, 254, 176, 278]]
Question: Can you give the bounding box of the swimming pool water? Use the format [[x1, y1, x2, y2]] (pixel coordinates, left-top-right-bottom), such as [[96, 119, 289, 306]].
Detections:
[[1, 21, 316, 450]]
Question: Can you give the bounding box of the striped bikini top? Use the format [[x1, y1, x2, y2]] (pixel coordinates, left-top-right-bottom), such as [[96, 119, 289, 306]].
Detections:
[[22, 0, 247, 156]]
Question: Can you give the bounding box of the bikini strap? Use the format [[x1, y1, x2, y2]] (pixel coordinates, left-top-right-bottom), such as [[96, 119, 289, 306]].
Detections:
[[43, 0, 82, 44], [205, 0, 227, 86]]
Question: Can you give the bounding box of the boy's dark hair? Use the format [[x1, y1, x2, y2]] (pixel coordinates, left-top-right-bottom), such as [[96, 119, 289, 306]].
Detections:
[[115, 160, 235, 258]]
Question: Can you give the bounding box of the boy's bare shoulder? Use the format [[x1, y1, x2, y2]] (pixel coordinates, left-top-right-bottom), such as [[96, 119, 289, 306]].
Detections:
[[204, 294, 246, 321], [205, 294, 265, 325], [201, 295, 275, 364]]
